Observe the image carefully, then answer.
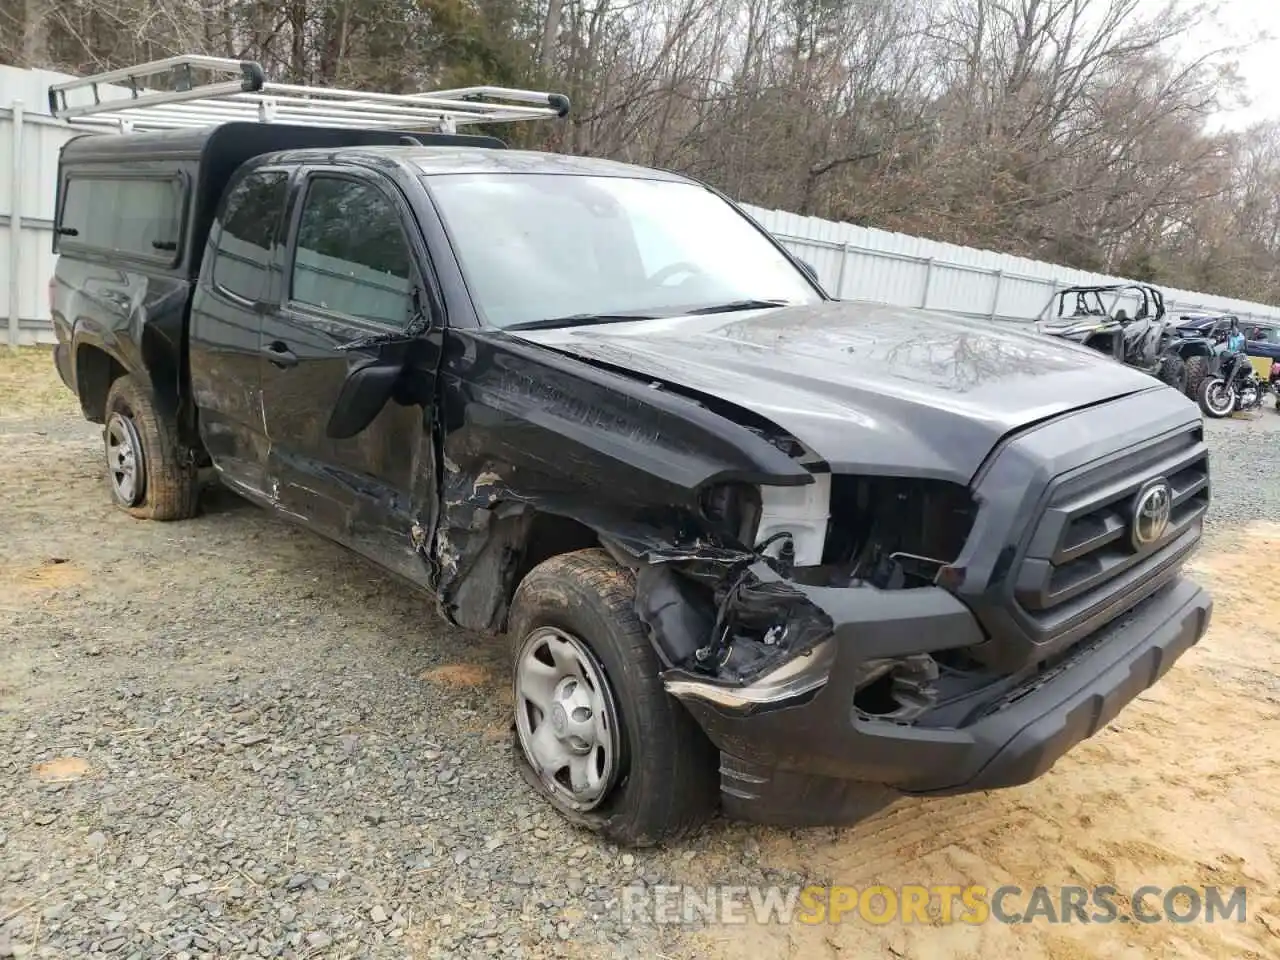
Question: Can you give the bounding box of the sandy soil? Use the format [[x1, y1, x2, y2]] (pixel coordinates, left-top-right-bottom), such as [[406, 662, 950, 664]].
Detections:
[[686, 523, 1280, 960], [2, 346, 1278, 960]]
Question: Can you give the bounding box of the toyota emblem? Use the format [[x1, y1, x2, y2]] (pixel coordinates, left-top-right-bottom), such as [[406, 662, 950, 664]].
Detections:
[[1130, 479, 1173, 550]]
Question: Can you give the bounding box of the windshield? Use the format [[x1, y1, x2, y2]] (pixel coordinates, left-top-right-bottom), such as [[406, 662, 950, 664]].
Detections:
[[425, 173, 823, 329]]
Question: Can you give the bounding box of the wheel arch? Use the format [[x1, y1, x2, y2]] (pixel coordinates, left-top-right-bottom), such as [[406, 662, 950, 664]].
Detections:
[[74, 341, 128, 423], [1176, 341, 1213, 358], [72, 321, 183, 427], [434, 503, 603, 634]]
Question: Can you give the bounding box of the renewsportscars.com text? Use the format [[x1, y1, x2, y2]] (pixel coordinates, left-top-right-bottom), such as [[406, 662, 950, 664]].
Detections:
[[617, 883, 1249, 927]]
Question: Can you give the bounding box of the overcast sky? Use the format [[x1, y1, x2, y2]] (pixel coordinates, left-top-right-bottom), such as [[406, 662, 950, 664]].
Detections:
[[1167, 0, 1280, 129]]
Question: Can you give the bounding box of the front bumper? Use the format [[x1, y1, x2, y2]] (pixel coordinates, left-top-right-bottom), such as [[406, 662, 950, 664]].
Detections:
[[676, 576, 1211, 826]]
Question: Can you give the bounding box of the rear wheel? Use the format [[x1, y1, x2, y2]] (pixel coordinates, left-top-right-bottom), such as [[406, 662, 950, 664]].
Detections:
[[103, 375, 199, 520], [508, 549, 718, 846], [1197, 377, 1236, 419], [1183, 355, 1209, 399], [1156, 356, 1187, 393]]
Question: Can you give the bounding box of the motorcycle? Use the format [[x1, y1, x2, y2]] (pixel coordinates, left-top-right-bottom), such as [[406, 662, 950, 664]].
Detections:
[[1197, 348, 1268, 418]]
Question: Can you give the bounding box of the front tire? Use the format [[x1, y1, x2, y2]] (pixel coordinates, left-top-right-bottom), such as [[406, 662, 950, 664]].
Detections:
[[508, 549, 718, 846], [103, 375, 199, 520], [1197, 377, 1236, 419]]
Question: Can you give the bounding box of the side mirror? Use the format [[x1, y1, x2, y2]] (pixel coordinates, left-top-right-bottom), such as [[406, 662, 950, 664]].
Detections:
[[326, 359, 404, 439], [797, 259, 821, 284]]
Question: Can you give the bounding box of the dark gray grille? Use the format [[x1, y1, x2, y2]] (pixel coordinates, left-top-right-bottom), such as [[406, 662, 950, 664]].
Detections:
[[1013, 423, 1208, 640]]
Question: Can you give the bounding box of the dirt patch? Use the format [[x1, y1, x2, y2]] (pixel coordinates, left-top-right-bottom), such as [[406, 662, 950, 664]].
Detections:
[[419, 663, 495, 688], [0, 346, 79, 419], [3, 557, 85, 591], [1185, 523, 1280, 633], [31, 757, 91, 781]]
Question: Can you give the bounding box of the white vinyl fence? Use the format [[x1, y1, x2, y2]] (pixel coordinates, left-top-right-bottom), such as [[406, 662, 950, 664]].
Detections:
[[5, 62, 1280, 346]]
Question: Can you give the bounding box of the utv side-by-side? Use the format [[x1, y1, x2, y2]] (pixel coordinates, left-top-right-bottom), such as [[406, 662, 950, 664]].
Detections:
[[1037, 284, 1218, 397], [48, 56, 1213, 846]]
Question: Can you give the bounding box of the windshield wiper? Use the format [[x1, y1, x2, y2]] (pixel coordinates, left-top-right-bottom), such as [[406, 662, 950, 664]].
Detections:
[[503, 311, 665, 332], [684, 299, 792, 315], [502, 299, 792, 332]]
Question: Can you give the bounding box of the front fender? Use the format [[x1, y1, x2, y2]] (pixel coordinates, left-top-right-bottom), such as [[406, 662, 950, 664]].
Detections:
[[429, 330, 816, 631]]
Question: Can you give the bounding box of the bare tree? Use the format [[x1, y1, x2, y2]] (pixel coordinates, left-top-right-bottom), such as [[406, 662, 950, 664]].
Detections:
[[5, 0, 1275, 303]]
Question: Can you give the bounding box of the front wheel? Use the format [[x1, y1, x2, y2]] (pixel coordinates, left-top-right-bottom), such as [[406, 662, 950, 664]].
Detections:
[[1197, 377, 1236, 419], [508, 549, 718, 846]]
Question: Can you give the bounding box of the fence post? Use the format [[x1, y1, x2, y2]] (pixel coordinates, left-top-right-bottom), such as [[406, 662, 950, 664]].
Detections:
[[833, 241, 850, 299], [7, 98, 23, 348], [989, 269, 1004, 320], [920, 258, 934, 309]]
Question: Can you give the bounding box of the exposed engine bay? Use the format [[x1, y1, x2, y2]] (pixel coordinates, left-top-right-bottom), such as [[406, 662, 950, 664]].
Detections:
[[626, 472, 988, 721]]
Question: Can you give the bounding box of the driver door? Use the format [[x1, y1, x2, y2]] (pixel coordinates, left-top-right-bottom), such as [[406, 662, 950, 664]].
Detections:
[[259, 168, 442, 585]]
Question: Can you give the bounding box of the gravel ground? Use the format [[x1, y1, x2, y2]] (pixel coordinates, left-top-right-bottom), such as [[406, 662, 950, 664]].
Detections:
[[1198, 404, 1280, 528], [3, 349, 1279, 960]]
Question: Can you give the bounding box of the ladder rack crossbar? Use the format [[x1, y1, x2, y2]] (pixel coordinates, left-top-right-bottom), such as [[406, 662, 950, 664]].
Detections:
[[47, 54, 570, 134]]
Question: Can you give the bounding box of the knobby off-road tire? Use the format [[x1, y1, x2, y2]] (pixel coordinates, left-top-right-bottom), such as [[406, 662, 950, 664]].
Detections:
[[103, 375, 199, 521], [508, 548, 719, 846], [1183, 355, 1209, 400], [1156, 356, 1187, 394]]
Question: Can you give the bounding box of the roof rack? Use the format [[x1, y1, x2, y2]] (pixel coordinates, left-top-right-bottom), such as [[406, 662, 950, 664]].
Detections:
[[47, 54, 571, 135]]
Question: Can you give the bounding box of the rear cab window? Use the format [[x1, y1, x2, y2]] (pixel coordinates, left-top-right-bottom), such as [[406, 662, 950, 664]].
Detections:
[[56, 173, 187, 264], [210, 169, 292, 303]]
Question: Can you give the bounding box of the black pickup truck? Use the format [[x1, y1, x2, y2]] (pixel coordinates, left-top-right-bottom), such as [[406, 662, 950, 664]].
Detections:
[[48, 62, 1213, 847]]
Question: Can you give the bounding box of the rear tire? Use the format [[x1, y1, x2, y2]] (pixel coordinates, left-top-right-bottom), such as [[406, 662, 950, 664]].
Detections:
[[1196, 377, 1236, 419], [1156, 356, 1187, 393], [508, 549, 718, 846], [1183, 355, 1209, 399], [103, 375, 199, 521]]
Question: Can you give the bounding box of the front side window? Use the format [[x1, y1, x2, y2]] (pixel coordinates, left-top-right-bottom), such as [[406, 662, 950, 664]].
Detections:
[[290, 176, 414, 327], [212, 170, 290, 301], [59, 175, 184, 260], [425, 173, 822, 329]]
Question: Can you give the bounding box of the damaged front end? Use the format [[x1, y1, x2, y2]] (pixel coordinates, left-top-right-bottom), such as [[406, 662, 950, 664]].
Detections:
[[622, 473, 988, 724]]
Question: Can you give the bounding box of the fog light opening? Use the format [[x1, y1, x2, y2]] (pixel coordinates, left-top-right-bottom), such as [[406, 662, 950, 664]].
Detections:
[[853, 654, 940, 722]]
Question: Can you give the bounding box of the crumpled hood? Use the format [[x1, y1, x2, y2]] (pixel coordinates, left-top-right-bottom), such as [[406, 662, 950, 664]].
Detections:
[[507, 300, 1171, 483]]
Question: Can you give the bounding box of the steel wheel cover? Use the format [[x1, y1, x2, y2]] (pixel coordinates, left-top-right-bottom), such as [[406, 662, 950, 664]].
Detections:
[[514, 625, 622, 811], [105, 412, 146, 506]]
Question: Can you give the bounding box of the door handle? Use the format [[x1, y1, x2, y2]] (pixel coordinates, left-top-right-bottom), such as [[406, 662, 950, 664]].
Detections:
[[263, 340, 299, 369]]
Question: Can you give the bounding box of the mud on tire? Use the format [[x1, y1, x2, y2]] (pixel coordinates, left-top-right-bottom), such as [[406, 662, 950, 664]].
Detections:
[[103, 374, 200, 521], [507, 548, 719, 846]]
